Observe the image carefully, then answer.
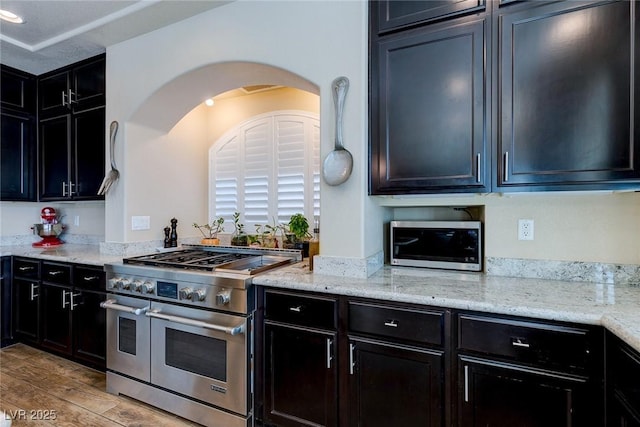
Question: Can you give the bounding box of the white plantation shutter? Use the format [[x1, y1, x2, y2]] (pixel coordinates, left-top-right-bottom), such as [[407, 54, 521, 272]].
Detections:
[[210, 111, 320, 229]]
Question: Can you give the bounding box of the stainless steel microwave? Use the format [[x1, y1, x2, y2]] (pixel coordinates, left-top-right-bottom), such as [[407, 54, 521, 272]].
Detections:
[[390, 221, 482, 272]]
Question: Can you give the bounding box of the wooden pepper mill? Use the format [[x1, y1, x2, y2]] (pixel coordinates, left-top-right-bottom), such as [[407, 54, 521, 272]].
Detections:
[[170, 218, 178, 247], [163, 226, 171, 248]]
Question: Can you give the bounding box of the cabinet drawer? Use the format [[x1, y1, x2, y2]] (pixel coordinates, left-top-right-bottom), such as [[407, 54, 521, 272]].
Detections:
[[73, 266, 105, 291], [42, 262, 71, 284], [610, 339, 640, 415], [349, 302, 444, 346], [458, 314, 592, 370], [265, 290, 336, 330], [13, 258, 39, 279]]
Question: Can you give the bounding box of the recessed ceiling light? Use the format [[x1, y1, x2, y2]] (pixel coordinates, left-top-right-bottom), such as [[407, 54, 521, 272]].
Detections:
[[0, 9, 24, 24], [205, 98, 215, 107]]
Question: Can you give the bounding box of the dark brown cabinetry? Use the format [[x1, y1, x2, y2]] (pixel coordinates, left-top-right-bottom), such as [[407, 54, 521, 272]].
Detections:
[[39, 107, 105, 200], [1, 257, 14, 347], [607, 332, 640, 426], [38, 54, 105, 201], [11, 258, 106, 370], [347, 301, 447, 426], [370, 0, 640, 194], [12, 258, 40, 344], [263, 290, 338, 427], [456, 313, 604, 426], [375, 0, 484, 33], [38, 55, 105, 118], [495, 0, 640, 191], [370, 9, 489, 194], [0, 65, 36, 201]]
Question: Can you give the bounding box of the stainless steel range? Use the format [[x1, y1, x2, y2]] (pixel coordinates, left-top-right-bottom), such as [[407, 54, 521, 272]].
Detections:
[[102, 245, 300, 427]]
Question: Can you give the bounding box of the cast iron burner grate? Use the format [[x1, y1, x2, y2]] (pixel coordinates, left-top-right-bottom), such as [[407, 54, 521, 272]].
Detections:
[[123, 249, 255, 272]]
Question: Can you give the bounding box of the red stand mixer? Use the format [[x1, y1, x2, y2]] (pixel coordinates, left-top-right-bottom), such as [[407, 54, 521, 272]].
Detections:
[[32, 207, 65, 247]]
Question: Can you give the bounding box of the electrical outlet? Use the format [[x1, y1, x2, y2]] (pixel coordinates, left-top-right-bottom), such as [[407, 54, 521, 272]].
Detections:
[[132, 216, 151, 231], [518, 219, 534, 241], [74, 215, 80, 226]]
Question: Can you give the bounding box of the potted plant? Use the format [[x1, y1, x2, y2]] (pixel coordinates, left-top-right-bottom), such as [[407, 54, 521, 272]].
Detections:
[[193, 217, 224, 245], [286, 213, 311, 256], [230, 212, 248, 246]]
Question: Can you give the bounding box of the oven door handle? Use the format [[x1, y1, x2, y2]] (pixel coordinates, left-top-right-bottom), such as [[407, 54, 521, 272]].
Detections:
[[146, 310, 245, 336], [100, 299, 149, 316]]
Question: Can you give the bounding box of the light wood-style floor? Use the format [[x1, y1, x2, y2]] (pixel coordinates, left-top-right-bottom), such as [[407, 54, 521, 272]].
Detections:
[[0, 343, 201, 426]]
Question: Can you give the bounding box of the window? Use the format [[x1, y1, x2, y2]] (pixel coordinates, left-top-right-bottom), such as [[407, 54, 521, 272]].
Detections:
[[209, 111, 320, 230]]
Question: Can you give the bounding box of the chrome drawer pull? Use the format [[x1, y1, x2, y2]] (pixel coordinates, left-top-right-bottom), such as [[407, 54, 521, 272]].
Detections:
[[100, 299, 149, 316], [48, 270, 64, 276], [349, 343, 356, 375], [30, 283, 39, 301], [289, 306, 302, 313], [326, 338, 333, 369], [83, 276, 99, 281], [19, 266, 34, 271], [384, 320, 398, 328], [511, 338, 530, 348]]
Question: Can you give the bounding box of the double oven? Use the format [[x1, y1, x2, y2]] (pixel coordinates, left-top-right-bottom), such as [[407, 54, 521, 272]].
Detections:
[[102, 247, 298, 427]]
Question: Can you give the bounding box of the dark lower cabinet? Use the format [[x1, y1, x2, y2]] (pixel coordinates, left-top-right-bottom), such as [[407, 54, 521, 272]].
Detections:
[[1, 257, 14, 347], [40, 282, 73, 355], [263, 290, 338, 427], [264, 324, 338, 427], [11, 258, 106, 370], [348, 338, 443, 426], [458, 356, 594, 427], [607, 333, 640, 426]]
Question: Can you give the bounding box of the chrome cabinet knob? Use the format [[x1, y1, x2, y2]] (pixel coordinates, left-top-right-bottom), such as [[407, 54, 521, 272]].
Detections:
[[179, 287, 193, 300]]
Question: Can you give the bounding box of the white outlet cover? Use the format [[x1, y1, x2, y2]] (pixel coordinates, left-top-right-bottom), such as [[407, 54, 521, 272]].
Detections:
[[518, 219, 534, 241], [132, 215, 151, 231]]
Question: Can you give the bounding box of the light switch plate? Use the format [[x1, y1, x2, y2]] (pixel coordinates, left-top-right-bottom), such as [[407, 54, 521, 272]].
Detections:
[[132, 216, 151, 230]]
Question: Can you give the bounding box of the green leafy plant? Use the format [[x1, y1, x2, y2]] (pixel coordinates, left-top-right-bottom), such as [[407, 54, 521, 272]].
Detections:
[[192, 217, 224, 239], [288, 214, 310, 242], [231, 212, 248, 246]]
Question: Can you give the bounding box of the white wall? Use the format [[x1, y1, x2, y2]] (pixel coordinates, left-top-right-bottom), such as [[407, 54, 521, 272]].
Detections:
[[105, 0, 377, 259]]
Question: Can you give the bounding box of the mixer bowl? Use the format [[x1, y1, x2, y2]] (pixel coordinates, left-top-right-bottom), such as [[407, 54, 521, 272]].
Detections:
[[32, 223, 65, 237]]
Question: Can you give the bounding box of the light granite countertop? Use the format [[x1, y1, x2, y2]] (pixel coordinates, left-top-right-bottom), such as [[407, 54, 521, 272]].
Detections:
[[253, 263, 640, 353], [3, 245, 639, 354]]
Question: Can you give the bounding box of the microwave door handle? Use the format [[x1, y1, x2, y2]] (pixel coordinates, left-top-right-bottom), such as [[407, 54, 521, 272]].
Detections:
[[145, 310, 245, 336], [395, 237, 419, 246], [100, 299, 149, 316]]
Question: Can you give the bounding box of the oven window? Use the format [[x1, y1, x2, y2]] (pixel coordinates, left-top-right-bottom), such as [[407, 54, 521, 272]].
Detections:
[[165, 328, 227, 381], [118, 317, 137, 355]]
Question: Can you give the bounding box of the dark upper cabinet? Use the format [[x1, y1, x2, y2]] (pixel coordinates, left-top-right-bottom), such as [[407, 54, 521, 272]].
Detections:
[[1, 65, 36, 113], [370, 16, 489, 194], [1, 66, 36, 201], [39, 54, 105, 117], [39, 107, 105, 200], [495, 0, 640, 190], [376, 0, 485, 33]]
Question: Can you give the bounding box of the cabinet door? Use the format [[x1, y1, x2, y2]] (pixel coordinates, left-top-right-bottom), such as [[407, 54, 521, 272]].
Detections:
[[39, 71, 70, 117], [72, 289, 106, 369], [370, 17, 488, 194], [264, 323, 338, 427], [72, 107, 105, 199], [40, 283, 72, 356], [39, 115, 71, 200], [496, 0, 640, 190], [1, 66, 35, 113], [458, 356, 600, 427], [72, 56, 105, 112], [12, 278, 39, 343], [376, 0, 484, 33], [349, 338, 444, 426], [1, 111, 35, 200]]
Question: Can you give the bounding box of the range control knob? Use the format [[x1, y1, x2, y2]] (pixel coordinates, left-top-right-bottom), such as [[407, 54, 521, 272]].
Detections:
[[109, 278, 120, 290], [118, 278, 131, 290], [216, 290, 231, 305], [132, 280, 144, 292], [142, 281, 155, 294], [192, 289, 206, 302], [178, 287, 193, 300]]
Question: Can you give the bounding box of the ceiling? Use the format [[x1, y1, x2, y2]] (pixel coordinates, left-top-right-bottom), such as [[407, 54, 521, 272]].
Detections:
[[0, 0, 231, 75]]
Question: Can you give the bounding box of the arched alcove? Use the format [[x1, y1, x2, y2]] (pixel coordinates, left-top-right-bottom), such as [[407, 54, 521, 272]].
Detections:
[[129, 61, 320, 133]]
